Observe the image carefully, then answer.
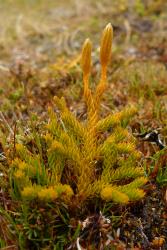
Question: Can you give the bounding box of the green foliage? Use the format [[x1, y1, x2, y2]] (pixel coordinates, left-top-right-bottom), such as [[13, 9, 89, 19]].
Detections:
[[0, 238, 6, 248], [135, 0, 146, 16], [8, 88, 23, 103], [156, 167, 167, 186], [147, 148, 167, 186]]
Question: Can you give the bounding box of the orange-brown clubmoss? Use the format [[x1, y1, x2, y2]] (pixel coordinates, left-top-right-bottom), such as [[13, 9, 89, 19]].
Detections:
[[9, 23, 147, 207]]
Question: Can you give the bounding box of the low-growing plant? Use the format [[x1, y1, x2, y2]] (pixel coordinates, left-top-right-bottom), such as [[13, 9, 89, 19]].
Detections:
[[148, 148, 167, 186], [1, 23, 148, 249]]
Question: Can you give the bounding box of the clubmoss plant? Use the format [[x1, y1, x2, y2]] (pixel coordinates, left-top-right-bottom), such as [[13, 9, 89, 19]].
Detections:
[[11, 23, 147, 207]]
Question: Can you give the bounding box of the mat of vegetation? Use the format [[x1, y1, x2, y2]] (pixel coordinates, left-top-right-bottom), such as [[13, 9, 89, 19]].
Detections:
[[0, 1, 167, 249]]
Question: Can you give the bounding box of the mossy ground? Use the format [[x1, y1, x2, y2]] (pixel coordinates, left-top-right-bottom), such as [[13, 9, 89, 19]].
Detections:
[[0, 0, 167, 249]]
